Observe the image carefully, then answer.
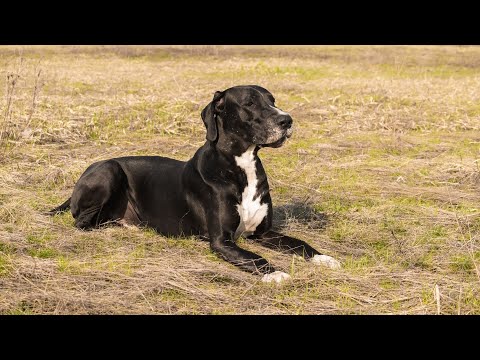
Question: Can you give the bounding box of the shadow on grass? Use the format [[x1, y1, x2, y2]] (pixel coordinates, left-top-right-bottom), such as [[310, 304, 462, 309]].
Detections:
[[272, 201, 328, 232]]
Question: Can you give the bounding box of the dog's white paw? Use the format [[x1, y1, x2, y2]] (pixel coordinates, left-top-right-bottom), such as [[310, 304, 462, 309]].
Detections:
[[311, 254, 341, 269], [262, 271, 292, 284]]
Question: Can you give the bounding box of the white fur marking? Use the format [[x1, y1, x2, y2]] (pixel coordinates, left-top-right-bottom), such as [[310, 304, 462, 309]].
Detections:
[[262, 271, 291, 283], [311, 254, 341, 269], [234, 145, 268, 239], [270, 105, 289, 116]]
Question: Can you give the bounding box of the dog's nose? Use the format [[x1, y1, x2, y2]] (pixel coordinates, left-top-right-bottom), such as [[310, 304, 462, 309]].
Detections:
[[278, 115, 293, 129]]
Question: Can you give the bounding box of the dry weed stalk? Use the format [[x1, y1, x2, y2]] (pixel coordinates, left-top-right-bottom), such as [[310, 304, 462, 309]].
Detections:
[[25, 64, 44, 129], [1, 56, 24, 148]]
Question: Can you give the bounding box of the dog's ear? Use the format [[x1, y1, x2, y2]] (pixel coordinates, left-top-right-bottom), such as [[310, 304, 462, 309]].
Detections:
[[201, 91, 225, 142]]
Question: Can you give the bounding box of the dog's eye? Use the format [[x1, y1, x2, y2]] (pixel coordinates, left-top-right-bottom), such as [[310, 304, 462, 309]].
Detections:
[[245, 101, 254, 107]]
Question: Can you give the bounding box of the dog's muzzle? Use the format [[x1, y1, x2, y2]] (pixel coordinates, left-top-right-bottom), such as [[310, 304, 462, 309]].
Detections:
[[262, 114, 294, 148]]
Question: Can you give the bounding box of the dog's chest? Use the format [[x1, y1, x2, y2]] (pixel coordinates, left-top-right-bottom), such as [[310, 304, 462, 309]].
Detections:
[[234, 146, 268, 239]]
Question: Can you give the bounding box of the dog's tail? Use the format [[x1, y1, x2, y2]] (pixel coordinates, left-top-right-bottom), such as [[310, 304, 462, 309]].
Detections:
[[45, 197, 71, 215]]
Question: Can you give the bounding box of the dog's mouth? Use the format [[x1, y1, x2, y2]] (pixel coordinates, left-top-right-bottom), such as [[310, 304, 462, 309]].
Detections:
[[286, 127, 293, 138], [262, 127, 293, 148]]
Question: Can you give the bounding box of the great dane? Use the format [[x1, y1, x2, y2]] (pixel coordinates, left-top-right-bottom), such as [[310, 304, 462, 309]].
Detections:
[[49, 85, 340, 283]]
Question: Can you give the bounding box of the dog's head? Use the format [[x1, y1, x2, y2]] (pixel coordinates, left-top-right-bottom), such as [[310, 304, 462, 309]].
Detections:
[[201, 85, 293, 148]]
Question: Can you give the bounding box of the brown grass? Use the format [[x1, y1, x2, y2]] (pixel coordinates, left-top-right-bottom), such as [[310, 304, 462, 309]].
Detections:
[[0, 45, 479, 314]]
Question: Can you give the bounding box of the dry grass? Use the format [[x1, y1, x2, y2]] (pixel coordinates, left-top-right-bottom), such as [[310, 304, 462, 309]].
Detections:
[[0, 45, 479, 314]]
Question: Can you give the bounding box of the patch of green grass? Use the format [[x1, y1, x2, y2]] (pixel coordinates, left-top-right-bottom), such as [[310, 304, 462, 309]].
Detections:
[[166, 236, 204, 251], [83, 100, 202, 143], [389, 195, 439, 212], [430, 225, 448, 238], [267, 284, 312, 314], [447, 139, 480, 159], [445, 202, 479, 215], [142, 227, 160, 239], [0, 242, 15, 254], [288, 138, 320, 152], [335, 168, 361, 186], [26, 231, 55, 245], [371, 239, 393, 261], [314, 193, 378, 215], [390, 196, 437, 208], [415, 225, 449, 246], [461, 288, 480, 313], [0, 254, 10, 276], [465, 102, 480, 117], [57, 256, 90, 274], [3, 225, 14, 233], [404, 143, 441, 159], [378, 64, 480, 79], [381, 218, 408, 243], [131, 244, 146, 259], [426, 65, 480, 78], [368, 147, 402, 159], [284, 93, 313, 105], [3, 303, 35, 315], [28, 247, 58, 259], [57, 256, 70, 272], [413, 251, 435, 270], [52, 212, 75, 227], [273, 186, 290, 195], [335, 285, 357, 312], [314, 199, 349, 214], [379, 279, 398, 290], [266, 153, 299, 172], [155, 288, 190, 302], [70, 81, 95, 95], [449, 253, 480, 274], [88, 256, 135, 275], [326, 220, 357, 242], [286, 66, 333, 80], [420, 287, 433, 306], [0, 206, 26, 225], [469, 217, 480, 234], [205, 251, 225, 263], [343, 255, 374, 269], [201, 62, 338, 81]]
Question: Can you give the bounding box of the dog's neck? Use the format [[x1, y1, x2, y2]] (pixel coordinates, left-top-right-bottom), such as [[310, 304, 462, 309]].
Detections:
[[213, 134, 259, 159]]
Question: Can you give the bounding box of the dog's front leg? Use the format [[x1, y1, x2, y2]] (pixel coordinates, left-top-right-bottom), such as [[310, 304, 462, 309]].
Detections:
[[209, 236, 292, 283], [209, 236, 273, 274], [248, 230, 341, 269], [207, 210, 273, 274], [206, 203, 291, 282]]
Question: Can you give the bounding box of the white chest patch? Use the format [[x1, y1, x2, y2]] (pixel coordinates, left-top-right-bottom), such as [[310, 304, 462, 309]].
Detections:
[[234, 145, 268, 239]]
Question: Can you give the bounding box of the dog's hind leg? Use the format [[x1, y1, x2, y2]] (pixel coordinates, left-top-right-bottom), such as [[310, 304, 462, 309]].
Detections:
[[70, 160, 130, 230]]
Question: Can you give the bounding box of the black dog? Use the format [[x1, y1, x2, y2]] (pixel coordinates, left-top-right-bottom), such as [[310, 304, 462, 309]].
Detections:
[[49, 85, 340, 283]]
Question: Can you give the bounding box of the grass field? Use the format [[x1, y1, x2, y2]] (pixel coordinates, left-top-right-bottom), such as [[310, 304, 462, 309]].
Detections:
[[0, 45, 479, 314]]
